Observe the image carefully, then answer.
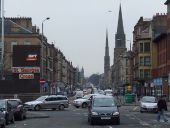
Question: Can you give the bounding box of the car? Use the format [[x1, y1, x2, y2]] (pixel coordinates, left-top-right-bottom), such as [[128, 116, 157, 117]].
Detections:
[[73, 94, 101, 108], [8, 99, 26, 120], [0, 109, 5, 128], [88, 95, 120, 125], [140, 96, 158, 113], [104, 89, 113, 96], [75, 90, 84, 99], [0, 99, 15, 125], [24, 95, 69, 111]]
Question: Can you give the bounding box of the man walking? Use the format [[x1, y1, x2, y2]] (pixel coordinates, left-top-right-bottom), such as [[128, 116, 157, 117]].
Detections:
[[157, 95, 168, 122]]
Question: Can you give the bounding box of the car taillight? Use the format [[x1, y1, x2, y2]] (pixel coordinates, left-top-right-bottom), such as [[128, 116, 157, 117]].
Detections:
[[16, 106, 21, 111]]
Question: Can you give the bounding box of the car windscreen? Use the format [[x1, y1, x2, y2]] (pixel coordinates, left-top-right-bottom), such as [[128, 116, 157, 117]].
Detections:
[[93, 97, 115, 107], [35, 96, 47, 101], [82, 95, 91, 99], [8, 100, 19, 108], [0, 100, 6, 109], [142, 97, 157, 103]]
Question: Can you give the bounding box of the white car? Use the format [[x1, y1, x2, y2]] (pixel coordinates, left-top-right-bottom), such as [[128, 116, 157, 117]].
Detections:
[[140, 96, 158, 113], [104, 89, 113, 96], [73, 94, 100, 108]]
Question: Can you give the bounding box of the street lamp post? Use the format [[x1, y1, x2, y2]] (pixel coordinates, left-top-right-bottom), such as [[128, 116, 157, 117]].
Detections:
[[41, 17, 50, 79]]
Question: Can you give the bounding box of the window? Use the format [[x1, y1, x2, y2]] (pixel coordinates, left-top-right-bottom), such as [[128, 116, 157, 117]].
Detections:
[[140, 43, 143, 52], [144, 42, 150, 52], [125, 58, 128, 66], [144, 56, 151, 66], [139, 69, 143, 78], [140, 57, 144, 66], [144, 69, 150, 78]]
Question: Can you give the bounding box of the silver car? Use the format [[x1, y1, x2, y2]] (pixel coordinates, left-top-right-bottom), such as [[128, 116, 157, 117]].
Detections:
[[24, 95, 69, 111], [0, 109, 5, 128], [73, 94, 101, 108], [140, 96, 158, 113]]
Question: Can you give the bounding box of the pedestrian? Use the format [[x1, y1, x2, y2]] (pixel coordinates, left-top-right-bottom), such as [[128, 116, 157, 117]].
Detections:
[[157, 95, 168, 122]]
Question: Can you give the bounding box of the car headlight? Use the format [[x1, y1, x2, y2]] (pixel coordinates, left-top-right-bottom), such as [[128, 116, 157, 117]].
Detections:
[[141, 105, 146, 108], [113, 112, 119, 116], [92, 112, 98, 115]]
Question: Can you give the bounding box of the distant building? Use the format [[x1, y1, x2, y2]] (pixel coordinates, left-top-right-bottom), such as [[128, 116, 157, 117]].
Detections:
[[104, 29, 111, 89]]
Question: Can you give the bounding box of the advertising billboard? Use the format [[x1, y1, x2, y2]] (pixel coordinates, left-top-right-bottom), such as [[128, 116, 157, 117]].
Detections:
[[13, 45, 40, 67], [12, 45, 40, 80]]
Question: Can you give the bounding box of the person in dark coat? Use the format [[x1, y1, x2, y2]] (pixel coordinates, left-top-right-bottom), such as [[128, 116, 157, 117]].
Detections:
[[157, 95, 168, 122]]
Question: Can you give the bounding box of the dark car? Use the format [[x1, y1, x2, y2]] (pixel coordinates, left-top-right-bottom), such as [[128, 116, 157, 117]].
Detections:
[[0, 99, 15, 125], [88, 95, 120, 125], [8, 99, 26, 120]]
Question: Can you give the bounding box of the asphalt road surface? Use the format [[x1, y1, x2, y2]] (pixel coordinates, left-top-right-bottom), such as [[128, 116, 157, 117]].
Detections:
[[6, 105, 170, 128]]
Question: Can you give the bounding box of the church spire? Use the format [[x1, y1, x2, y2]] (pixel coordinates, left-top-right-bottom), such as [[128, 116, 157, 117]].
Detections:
[[115, 4, 126, 48], [104, 29, 110, 89], [104, 29, 110, 74], [105, 29, 109, 56]]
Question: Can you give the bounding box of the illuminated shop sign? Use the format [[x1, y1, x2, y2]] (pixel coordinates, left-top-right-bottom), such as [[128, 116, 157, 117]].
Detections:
[[19, 74, 34, 79], [26, 54, 38, 61], [12, 67, 40, 73]]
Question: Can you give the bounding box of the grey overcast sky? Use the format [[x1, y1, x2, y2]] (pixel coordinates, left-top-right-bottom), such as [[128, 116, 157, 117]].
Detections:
[[4, 0, 166, 77]]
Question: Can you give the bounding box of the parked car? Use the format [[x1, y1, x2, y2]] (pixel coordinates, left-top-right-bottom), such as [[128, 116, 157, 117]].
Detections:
[[0, 109, 5, 128], [140, 96, 158, 113], [24, 95, 69, 111], [0, 99, 15, 125], [73, 94, 101, 108], [88, 95, 120, 125], [8, 99, 26, 120]]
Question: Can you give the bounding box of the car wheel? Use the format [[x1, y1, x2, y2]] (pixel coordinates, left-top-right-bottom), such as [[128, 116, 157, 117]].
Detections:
[[116, 117, 120, 125], [82, 103, 88, 108], [59, 105, 64, 111], [75, 106, 79, 108], [90, 117, 94, 125], [34, 105, 41, 111]]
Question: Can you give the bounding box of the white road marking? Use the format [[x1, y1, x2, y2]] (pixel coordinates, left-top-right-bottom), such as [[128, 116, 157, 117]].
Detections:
[[139, 121, 150, 126]]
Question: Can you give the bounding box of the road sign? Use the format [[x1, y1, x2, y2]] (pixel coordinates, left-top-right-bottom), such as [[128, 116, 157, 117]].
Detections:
[[40, 78, 45, 84]]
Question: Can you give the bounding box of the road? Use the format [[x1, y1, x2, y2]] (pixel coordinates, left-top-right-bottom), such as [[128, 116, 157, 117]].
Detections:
[[6, 105, 170, 128]]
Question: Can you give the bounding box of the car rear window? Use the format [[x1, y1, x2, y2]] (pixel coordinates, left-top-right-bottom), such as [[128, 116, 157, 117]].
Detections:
[[93, 97, 115, 107]]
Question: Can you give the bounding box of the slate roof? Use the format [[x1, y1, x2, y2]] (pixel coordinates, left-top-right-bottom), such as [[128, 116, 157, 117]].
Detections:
[[0, 18, 33, 35]]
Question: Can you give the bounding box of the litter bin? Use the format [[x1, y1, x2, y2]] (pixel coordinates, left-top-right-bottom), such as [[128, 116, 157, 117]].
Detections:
[[125, 93, 134, 103]]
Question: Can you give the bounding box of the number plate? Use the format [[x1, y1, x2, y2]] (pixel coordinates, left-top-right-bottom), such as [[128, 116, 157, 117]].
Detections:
[[101, 117, 111, 120]]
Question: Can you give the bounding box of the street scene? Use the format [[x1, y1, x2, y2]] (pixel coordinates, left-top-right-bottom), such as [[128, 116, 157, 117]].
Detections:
[[0, 0, 170, 128], [4, 97, 170, 128]]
